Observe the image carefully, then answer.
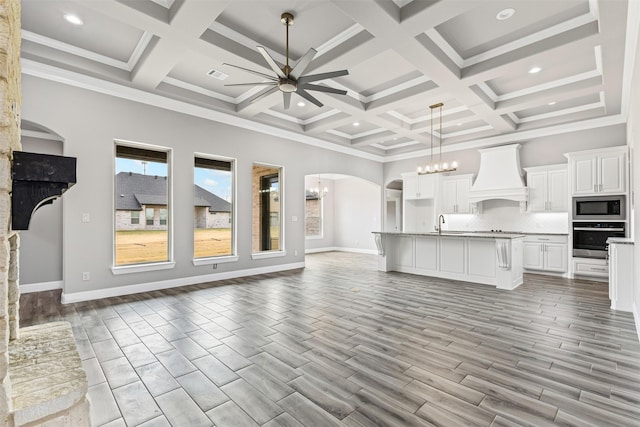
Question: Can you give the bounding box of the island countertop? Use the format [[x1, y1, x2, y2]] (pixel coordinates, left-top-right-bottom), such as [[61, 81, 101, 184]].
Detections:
[[372, 231, 525, 239]]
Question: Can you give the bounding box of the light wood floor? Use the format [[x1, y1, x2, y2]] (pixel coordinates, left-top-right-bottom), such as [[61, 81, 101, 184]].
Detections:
[[19, 252, 640, 426]]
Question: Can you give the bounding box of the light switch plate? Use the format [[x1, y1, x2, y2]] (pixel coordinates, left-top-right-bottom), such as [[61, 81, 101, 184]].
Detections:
[[81, 213, 90, 223], [292, 216, 298, 222]]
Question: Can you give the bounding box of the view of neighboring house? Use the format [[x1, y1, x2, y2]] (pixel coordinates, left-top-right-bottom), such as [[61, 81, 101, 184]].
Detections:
[[115, 172, 231, 231]]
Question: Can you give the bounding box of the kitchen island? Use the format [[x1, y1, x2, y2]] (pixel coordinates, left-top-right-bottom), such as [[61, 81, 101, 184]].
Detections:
[[373, 231, 525, 290]]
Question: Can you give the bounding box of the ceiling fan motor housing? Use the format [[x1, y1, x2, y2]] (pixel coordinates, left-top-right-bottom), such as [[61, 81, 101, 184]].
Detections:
[[278, 78, 297, 92]]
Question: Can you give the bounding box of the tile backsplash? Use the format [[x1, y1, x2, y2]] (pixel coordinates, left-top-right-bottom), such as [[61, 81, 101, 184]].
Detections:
[[443, 200, 569, 233]]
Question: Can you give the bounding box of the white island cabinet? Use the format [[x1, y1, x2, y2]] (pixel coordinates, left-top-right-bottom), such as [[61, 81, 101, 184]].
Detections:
[[607, 238, 634, 312], [373, 232, 524, 290]]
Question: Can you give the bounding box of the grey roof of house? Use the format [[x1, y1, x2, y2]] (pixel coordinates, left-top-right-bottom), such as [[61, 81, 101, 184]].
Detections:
[[116, 172, 230, 213]]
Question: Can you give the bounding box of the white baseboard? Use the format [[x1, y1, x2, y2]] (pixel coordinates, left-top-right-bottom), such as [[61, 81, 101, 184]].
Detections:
[[20, 280, 63, 294], [61, 262, 305, 304], [305, 246, 377, 255], [633, 302, 640, 343]]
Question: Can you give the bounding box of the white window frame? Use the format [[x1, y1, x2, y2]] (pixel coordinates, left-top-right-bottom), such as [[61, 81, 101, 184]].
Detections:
[[251, 162, 286, 259], [192, 153, 238, 266], [112, 139, 175, 275]]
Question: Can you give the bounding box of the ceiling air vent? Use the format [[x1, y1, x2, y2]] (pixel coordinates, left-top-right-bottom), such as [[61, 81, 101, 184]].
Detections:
[[206, 69, 228, 81]]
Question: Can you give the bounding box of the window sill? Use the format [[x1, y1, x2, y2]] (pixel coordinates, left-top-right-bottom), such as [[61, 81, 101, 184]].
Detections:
[[192, 255, 238, 266], [306, 236, 324, 240], [251, 251, 287, 260], [111, 261, 176, 275]]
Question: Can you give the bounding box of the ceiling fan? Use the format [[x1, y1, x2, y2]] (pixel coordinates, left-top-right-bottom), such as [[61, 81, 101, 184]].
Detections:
[[223, 12, 349, 109]]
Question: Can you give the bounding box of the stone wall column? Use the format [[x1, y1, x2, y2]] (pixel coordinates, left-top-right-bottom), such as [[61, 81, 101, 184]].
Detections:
[[0, 0, 21, 425], [7, 233, 16, 340]]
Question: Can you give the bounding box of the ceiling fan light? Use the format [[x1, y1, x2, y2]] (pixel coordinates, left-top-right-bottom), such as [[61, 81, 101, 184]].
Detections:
[[278, 78, 297, 93]]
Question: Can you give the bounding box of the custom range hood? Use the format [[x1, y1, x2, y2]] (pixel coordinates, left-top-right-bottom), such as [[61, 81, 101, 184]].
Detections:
[[468, 144, 528, 206]]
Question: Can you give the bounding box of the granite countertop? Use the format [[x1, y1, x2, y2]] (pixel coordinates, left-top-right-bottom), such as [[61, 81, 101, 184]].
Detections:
[[372, 231, 525, 239], [607, 237, 634, 245]]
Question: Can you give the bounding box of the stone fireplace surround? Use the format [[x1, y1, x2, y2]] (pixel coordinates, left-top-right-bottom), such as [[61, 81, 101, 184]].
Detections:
[[0, 1, 90, 425]]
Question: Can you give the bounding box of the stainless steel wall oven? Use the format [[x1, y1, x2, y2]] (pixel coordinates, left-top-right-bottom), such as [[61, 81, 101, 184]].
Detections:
[[572, 222, 625, 259]]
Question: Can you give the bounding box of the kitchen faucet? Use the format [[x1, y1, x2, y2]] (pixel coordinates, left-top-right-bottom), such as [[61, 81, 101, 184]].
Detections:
[[437, 214, 445, 234]]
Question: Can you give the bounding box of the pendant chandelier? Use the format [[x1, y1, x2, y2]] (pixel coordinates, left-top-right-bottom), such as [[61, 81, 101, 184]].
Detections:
[[307, 175, 328, 199], [417, 102, 458, 175]]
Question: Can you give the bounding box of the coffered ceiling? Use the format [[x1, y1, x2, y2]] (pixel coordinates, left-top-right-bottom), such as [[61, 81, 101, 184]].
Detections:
[[20, 0, 637, 160]]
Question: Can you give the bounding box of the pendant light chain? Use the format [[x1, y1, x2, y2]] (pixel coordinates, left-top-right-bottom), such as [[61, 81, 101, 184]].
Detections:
[[417, 102, 458, 175]]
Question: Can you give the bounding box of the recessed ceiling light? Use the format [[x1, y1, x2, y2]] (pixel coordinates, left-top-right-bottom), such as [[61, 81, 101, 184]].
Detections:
[[297, 101, 306, 107], [496, 8, 515, 21], [528, 66, 542, 74], [548, 101, 556, 105], [457, 122, 463, 126], [353, 122, 360, 127], [64, 14, 83, 25]]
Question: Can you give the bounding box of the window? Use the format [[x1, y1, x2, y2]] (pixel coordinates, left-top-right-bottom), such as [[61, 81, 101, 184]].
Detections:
[[305, 195, 322, 238], [146, 208, 155, 226], [194, 155, 234, 259], [159, 208, 167, 226], [115, 143, 170, 266], [252, 164, 283, 253]]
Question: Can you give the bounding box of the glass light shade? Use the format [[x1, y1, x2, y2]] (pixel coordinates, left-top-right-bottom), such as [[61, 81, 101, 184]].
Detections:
[[452, 161, 459, 168], [442, 162, 449, 170]]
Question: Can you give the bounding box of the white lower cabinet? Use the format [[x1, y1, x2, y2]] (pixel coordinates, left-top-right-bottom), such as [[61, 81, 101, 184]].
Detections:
[[523, 235, 568, 273], [440, 237, 465, 274], [608, 241, 633, 311], [415, 236, 438, 272]]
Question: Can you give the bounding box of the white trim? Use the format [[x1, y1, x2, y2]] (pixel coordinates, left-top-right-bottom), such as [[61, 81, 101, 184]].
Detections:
[[496, 70, 601, 102], [21, 129, 64, 141], [518, 102, 603, 123], [22, 59, 384, 162], [20, 280, 63, 294], [111, 261, 176, 275], [305, 246, 378, 255], [633, 302, 640, 343], [192, 256, 239, 266], [162, 76, 237, 104], [251, 251, 287, 260], [62, 261, 305, 304], [128, 32, 154, 71]]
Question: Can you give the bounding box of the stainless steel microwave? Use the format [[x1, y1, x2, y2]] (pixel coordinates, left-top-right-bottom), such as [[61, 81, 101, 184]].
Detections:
[[573, 195, 625, 220]]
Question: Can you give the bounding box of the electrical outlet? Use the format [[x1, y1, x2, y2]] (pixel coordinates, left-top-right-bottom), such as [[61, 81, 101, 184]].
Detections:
[[294, 250, 298, 256], [81, 213, 90, 223], [82, 272, 90, 281], [292, 216, 298, 222]]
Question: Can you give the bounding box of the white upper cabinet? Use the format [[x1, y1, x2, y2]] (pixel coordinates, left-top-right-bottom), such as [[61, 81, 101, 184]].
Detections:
[[566, 147, 626, 196], [402, 173, 436, 200], [524, 165, 567, 212], [441, 174, 473, 214]]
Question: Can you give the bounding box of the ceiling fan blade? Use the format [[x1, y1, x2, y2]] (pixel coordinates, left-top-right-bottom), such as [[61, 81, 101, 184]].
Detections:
[[296, 88, 324, 108], [224, 82, 278, 87], [301, 83, 347, 95], [290, 48, 317, 80], [257, 46, 286, 79], [249, 86, 279, 104], [283, 92, 291, 110], [222, 63, 277, 81], [298, 70, 349, 84]]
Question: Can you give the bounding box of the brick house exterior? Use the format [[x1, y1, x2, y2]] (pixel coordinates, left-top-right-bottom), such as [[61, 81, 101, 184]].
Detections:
[[116, 172, 230, 231]]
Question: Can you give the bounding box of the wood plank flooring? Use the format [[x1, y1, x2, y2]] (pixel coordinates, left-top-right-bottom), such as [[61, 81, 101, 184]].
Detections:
[[18, 252, 640, 426]]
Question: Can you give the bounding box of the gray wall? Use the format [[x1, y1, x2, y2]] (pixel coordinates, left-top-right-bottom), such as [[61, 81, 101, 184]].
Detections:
[[19, 136, 63, 285], [334, 177, 380, 251], [22, 75, 383, 299]]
